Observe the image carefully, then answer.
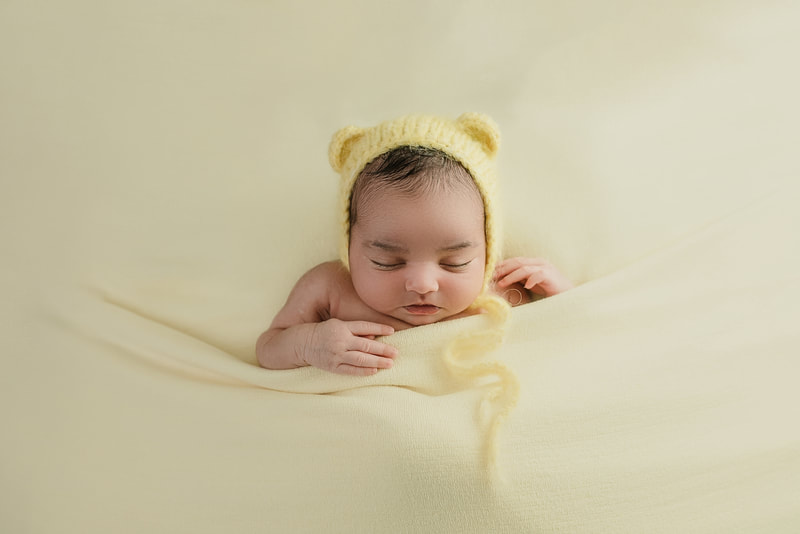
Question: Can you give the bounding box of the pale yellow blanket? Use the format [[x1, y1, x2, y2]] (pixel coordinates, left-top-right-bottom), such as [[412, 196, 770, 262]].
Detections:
[[2, 1, 799, 532]]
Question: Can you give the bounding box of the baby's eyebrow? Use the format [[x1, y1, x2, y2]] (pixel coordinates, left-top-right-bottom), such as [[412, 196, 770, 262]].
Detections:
[[367, 241, 409, 253], [366, 240, 477, 253], [438, 241, 478, 252]]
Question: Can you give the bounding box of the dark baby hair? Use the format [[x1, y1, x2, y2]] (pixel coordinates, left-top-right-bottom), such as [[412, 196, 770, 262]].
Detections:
[[349, 145, 482, 228]]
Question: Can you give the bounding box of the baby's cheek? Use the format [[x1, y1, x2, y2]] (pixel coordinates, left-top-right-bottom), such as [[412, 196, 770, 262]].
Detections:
[[359, 272, 401, 310], [453, 273, 484, 306]]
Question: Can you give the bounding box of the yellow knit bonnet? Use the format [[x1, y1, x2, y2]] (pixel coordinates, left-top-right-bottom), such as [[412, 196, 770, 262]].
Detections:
[[329, 113, 518, 472], [329, 112, 502, 299]]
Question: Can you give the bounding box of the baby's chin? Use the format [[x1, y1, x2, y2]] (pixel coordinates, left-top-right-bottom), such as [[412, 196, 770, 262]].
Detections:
[[402, 314, 443, 327]]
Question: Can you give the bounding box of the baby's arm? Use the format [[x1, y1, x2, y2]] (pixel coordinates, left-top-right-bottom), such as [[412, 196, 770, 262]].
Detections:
[[256, 264, 398, 376], [494, 257, 573, 299]]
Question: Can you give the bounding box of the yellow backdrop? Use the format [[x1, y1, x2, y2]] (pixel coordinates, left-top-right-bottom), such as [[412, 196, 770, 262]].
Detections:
[[2, 1, 798, 532]]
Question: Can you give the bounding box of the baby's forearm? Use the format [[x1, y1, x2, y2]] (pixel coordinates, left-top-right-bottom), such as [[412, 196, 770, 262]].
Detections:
[[256, 324, 315, 370]]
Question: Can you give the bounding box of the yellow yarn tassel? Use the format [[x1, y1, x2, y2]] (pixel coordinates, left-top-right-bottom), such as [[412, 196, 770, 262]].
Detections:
[[442, 293, 519, 472]]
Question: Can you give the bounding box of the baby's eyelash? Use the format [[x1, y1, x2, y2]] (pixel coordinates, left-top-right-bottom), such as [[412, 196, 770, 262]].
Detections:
[[371, 260, 403, 270], [369, 259, 473, 270], [442, 260, 473, 269]]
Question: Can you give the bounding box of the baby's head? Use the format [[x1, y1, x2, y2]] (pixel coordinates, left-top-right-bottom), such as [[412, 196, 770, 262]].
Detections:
[[349, 145, 481, 230], [329, 113, 502, 325]]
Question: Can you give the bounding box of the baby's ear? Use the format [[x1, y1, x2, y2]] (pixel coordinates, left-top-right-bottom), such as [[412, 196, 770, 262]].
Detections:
[[457, 113, 500, 158], [328, 125, 365, 173]]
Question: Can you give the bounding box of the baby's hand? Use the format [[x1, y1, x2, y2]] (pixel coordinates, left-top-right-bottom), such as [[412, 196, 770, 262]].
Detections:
[[494, 257, 573, 297], [302, 319, 398, 376]]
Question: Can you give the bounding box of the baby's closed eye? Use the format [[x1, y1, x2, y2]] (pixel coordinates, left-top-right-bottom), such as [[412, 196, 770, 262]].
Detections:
[[370, 259, 404, 270], [440, 259, 473, 270]]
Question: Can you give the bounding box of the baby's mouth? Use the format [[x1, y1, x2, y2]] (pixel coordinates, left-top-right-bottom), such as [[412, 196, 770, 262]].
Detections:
[[403, 304, 441, 316]]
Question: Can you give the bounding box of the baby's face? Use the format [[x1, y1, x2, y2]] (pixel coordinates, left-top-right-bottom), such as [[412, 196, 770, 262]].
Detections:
[[349, 186, 486, 326]]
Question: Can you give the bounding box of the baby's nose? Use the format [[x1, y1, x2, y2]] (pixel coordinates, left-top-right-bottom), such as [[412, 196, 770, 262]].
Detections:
[[405, 265, 439, 294]]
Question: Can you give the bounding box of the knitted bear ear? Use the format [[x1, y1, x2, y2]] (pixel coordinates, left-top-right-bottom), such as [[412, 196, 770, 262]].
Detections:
[[328, 125, 365, 173], [457, 113, 500, 158]]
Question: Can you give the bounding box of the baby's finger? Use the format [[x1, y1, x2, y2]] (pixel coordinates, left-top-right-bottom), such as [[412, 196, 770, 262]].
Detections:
[[492, 259, 519, 279], [351, 336, 398, 359], [529, 274, 573, 296], [345, 320, 395, 338], [342, 351, 395, 370], [333, 364, 382, 377], [493, 257, 548, 279], [524, 273, 549, 290], [497, 266, 545, 288]]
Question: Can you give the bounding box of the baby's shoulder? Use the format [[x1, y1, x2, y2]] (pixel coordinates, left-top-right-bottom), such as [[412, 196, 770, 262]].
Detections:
[[290, 261, 352, 305], [300, 261, 348, 287], [295, 261, 365, 321], [273, 261, 347, 325], [292, 262, 407, 329]]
